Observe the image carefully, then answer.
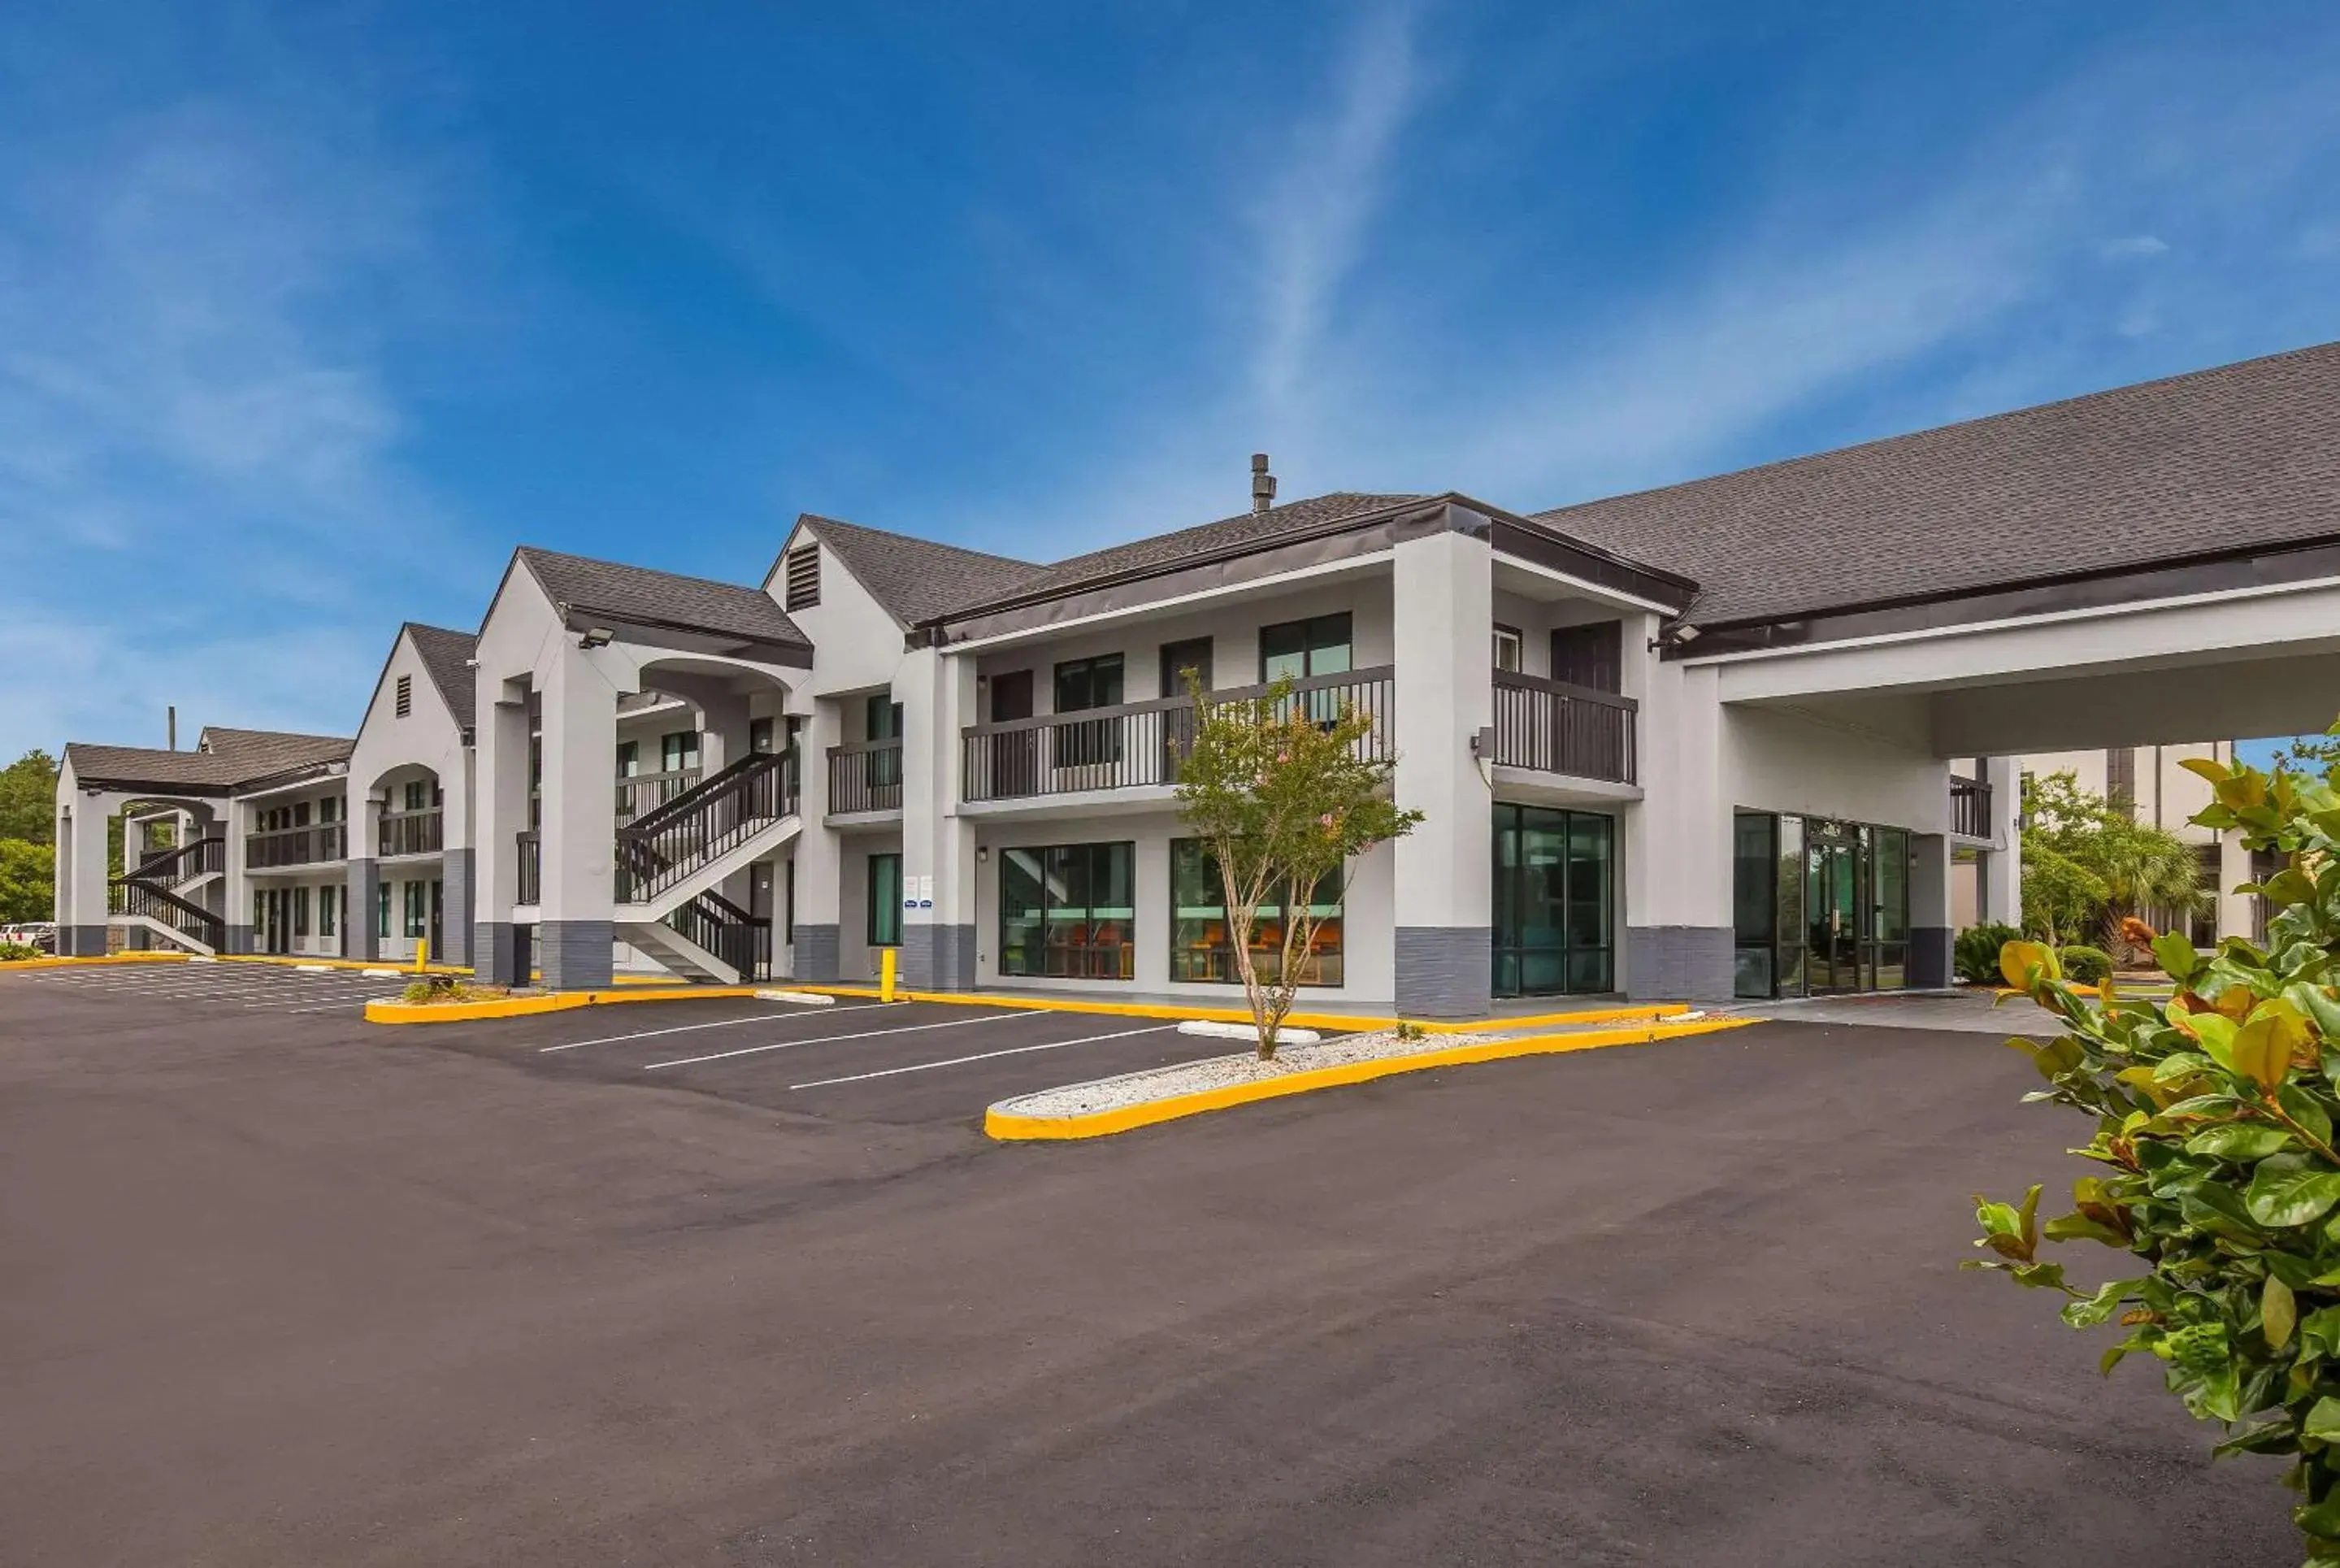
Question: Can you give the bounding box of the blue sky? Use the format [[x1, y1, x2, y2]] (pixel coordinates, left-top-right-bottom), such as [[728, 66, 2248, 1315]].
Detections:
[[5, 1, 2340, 758]]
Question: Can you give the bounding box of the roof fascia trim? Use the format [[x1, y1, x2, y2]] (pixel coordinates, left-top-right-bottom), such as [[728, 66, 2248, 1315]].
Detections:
[[1673, 534, 2340, 660]]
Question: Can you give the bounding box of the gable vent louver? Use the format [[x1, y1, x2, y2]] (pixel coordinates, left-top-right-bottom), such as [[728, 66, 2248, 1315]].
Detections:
[[394, 674, 413, 718], [784, 543, 821, 610]]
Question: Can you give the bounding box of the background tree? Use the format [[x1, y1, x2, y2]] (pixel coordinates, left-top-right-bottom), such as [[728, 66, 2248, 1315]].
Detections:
[[0, 749, 59, 921], [0, 838, 54, 923], [1174, 676, 1421, 1059], [0, 749, 58, 844], [2021, 768, 2203, 957]]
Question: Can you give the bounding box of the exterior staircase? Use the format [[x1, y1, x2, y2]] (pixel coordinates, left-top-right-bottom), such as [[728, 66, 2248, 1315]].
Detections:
[[112, 836, 227, 954], [610, 752, 795, 982]]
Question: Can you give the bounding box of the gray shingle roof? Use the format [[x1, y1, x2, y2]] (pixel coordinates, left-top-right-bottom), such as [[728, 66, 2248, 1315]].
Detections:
[[404, 623, 477, 729], [515, 546, 809, 649], [65, 728, 353, 794], [1534, 339, 2340, 627], [797, 515, 1040, 627], [936, 491, 1425, 617]]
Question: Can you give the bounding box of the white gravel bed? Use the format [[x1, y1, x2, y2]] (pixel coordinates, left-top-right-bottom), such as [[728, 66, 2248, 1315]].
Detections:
[[996, 1026, 1502, 1120]]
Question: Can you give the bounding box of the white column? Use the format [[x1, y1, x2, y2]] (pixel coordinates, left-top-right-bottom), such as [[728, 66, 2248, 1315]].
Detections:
[[1391, 526, 1494, 1017], [472, 677, 535, 983], [223, 796, 253, 953], [58, 794, 114, 954], [1982, 754, 2022, 928], [537, 644, 619, 989], [898, 646, 978, 990], [789, 696, 844, 979], [2219, 827, 2256, 943], [1623, 655, 1733, 999]]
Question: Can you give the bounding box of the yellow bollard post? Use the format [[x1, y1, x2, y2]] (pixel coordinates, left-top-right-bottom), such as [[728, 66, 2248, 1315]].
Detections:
[[414, 936, 428, 975], [879, 945, 897, 1004]]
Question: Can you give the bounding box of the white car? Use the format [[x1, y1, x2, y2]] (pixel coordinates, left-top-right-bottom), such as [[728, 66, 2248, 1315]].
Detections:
[[1, 922, 57, 953]]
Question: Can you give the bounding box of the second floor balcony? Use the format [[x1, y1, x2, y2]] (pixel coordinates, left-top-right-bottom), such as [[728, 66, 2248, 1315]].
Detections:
[[1951, 774, 1994, 840], [828, 738, 904, 816], [1488, 670, 1637, 786], [379, 806, 445, 858], [246, 822, 347, 869], [960, 667, 1396, 806]]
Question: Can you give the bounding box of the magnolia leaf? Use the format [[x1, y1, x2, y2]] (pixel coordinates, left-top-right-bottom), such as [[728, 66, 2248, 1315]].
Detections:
[[2152, 930, 2199, 983], [2178, 755, 2234, 786], [2282, 1082, 2337, 1148], [2291, 984, 2340, 1045], [2267, 1275, 2299, 1349], [2231, 1017, 2292, 1090], [2043, 1212, 2128, 1246], [2303, 1305, 2340, 1358], [2153, 1050, 2221, 1083], [2000, 940, 2056, 991], [2246, 1157, 2340, 1228], [2307, 1397, 2340, 1445], [2214, 1416, 2300, 1457], [2178, 1010, 2242, 1074], [2185, 1123, 2294, 1162]]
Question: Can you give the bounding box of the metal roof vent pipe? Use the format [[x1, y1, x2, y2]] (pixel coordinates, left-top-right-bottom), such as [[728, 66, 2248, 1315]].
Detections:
[[1251, 453, 1277, 514]]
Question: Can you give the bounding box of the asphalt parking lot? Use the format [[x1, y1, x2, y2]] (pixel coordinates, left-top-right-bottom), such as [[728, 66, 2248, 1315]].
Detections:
[[12, 957, 406, 1016], [0, 966, 2295, 1566]]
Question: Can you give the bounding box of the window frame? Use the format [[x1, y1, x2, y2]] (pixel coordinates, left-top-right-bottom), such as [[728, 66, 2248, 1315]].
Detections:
[[1491, 623, 1524, 672], [1257, 612, 1353, 684], [997, 841, 1136, 980]]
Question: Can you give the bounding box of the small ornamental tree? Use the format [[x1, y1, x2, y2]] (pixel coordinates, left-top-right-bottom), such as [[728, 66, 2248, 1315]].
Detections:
[[1970, 738, 2340, 1565], [1174, 675, 1420, 1059]]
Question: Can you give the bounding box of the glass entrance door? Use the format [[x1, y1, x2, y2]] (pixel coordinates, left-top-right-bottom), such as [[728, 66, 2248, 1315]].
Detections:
[[1805, 833, 1861, 994]]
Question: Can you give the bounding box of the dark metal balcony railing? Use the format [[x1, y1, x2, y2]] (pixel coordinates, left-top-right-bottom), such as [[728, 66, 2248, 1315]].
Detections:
[[245, 823, 346, 868], [515, 831, 541, 905], [379, 807, 444, 858], [615, 767, 701, 823], [960, 666, 1396, 804], [828, 739, 904, 815], [1488, 671, 1637, 784], [1951, 775, 1993, 839], [614, 750, 797, 905]]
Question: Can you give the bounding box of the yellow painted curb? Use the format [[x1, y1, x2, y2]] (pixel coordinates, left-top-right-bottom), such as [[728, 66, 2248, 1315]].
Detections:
[[0, 952, 193, 971], [984, 1014, 1755, 1141], [792, 984, 1688, 1034], [364, 983, 767, 1025]]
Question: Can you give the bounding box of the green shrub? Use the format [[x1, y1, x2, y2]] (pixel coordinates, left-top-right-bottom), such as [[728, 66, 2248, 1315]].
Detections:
[[1955, 923, 2021, 984], [2057, 944, 2112, 984], [1969, 745, 2340, 1562], [0, 940, 39, 962], [400, 975, 474, 1004]]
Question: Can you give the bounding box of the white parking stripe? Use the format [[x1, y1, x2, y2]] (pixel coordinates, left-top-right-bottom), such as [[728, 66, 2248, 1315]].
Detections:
[[788, 1023, 1179, 1088], [646, 1010, 1045, 1070], [540, 1002, 910, 1053]]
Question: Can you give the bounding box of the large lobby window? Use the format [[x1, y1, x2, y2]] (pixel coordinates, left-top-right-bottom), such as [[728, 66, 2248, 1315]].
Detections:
[[1491, 805, 1613, 996], [1000, 842, 1135, 979], [1168, 839, 1343, 986]]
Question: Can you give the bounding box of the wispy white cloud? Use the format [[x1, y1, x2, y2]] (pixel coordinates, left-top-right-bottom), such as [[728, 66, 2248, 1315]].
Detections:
[[0, 102, 466, 755], [2102, 233, 2171, 258], [1250, 2, 1428, 421]]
